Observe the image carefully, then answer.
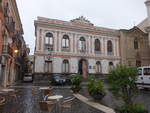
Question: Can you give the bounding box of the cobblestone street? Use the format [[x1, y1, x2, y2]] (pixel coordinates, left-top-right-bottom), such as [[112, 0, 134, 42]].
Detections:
[[1, 84, 103, 113]]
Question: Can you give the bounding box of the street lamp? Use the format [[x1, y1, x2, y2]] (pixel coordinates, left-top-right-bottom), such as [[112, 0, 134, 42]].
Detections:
[[14, 49, 19, 54]]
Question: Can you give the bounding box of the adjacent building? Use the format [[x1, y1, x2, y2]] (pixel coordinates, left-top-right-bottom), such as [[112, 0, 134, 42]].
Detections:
[[0, 0, 28, 87]]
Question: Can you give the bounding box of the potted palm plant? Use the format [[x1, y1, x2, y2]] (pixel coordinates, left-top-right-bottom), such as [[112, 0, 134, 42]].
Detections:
[[71, 74, 83, 93], [107, 66, 148, 113], [88, 77, 105, 100]]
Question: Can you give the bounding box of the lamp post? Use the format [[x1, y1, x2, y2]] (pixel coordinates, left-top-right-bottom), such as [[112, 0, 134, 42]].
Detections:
[[14, 49, 19, 54]]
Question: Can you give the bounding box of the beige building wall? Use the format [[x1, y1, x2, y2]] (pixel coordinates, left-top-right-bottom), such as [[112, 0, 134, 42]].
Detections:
[[120, 27, 150, 67]]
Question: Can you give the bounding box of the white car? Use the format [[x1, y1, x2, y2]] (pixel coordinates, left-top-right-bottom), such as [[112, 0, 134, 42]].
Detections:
[[23, 73, 33, 82], [136, 66, 150, 89]]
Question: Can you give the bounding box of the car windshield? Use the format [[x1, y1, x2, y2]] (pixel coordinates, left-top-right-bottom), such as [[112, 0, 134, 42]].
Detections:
[[54, 75, 65, 79]]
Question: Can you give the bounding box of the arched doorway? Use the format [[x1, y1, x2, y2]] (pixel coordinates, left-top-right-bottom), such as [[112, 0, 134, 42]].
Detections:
[[78, 59, 88, 78]]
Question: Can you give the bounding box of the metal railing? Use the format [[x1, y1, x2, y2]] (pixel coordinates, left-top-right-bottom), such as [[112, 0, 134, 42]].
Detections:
[[2, 45, 13, 57], [5, 17, 15, 32]]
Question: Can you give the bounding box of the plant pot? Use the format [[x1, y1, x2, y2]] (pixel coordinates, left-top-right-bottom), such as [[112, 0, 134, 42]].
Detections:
[[71, 87, 81, 93], [115, 107, 149, 113], [116, 111, 148, 113], [90, 92, 105, 100]]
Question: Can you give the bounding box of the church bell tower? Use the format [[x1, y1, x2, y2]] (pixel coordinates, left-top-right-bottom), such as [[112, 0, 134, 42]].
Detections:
[[145, 0, 150, 45]]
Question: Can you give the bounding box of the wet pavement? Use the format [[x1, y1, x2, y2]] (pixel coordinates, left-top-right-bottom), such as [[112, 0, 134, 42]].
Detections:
[[80, 87, 150, 113], [1, 81, 150, 113], [1, 84, 103, 113]]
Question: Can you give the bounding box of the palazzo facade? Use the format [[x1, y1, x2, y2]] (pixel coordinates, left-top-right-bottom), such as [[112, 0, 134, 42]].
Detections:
[[34, 16, 120, 77]]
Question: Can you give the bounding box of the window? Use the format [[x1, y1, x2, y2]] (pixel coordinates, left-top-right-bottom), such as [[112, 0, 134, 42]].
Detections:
[[143, 68, 150, 75], [45, 61, 52, 73], [138, 69, 142, 75], [45, 33, 53, 45], [62, 60, 69, 73], [79, 37, 86, 52], [107, 40, 113, 55], [136, 60, 141, 67], [62, 35, 69, 48], [96, 61, 102, 73], [109, 62, 114, 71], [45, 33, 53, 51], [134, 39, 139, 49], [95, 39, 101, 53]]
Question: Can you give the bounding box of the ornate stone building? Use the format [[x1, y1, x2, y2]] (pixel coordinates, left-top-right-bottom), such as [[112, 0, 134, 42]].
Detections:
[[34, 16, 120, 77], [0, 0, 27, 87], [120, 27, 150, 67], [34, 1, 150, 78]]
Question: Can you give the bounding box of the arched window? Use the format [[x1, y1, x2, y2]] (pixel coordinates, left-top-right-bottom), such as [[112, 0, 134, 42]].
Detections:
[[45, 33, 53, 45], [79, 37, 86, 52], [107, 40, 113, 55], [134, 39, 139, 49], [95, 39, 101, 53], [62, 35, 69, 48], [96, 61, 102, 73], [62, 60, 69, 73], [45, 32, 53, 51], [109, 62, 114, 71]]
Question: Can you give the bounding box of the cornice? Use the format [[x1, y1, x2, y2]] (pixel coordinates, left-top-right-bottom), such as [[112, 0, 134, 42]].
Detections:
[[11, 0, 23, 34], [145, 0, 150, 6], [35, 21, 120, 37]]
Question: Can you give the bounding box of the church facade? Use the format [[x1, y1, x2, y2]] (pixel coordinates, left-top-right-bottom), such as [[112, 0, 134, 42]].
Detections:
[[34, 16, 120, 77]]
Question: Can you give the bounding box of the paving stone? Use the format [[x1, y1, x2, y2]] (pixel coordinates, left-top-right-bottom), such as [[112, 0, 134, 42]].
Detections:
[[1, 85, 103, 113]]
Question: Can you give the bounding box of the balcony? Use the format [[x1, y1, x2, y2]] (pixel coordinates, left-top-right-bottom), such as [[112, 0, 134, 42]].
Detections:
[[107, 52, 114, 56], [79, 49, 87, 53], [3, 6, 9, 17], [45, 44, 53, 52], [95, 51, 101, 55], [2, 45, 13, 57], [5, 17, 15, 33], [61, 47, 70, 52]]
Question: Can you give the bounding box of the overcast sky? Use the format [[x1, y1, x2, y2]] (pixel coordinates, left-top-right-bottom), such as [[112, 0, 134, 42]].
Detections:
[[16, 0, 147, 55]]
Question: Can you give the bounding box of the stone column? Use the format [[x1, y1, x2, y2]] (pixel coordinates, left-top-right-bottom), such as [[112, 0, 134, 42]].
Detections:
[[58, 32, 62, 52], [91, 36, 95, 54], [101, 38, 104, 55], [41, 29, 45, 52], [104, 39, 107, 56], [54, 32, 57, 52], [116, 39, 119, 56], [75, 34, 78, 53], [88, 36, 91, 54], [70, 34, 74, 53], [36, 28, 40, 52], [113, 40, 116, 56]]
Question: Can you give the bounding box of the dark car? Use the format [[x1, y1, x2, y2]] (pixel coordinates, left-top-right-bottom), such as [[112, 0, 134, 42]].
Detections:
[[65, 75, 72, 85], [51, 74, 66, 85]]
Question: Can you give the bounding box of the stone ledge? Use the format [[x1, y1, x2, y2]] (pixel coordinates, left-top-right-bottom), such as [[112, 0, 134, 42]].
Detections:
[[74, 93, 116, 113]]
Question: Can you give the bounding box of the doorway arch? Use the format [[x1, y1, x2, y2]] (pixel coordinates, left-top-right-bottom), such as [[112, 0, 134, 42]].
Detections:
[[78, 59, 88, 78]]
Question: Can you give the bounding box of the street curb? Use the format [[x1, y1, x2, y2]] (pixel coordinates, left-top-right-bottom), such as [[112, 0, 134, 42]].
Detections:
[[74, 93, 116, 113]]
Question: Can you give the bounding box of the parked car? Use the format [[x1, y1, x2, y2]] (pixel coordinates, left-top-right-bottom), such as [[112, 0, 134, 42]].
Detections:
[[23, 73, 33, 82], [51, 74, 66, 85], [136, 66, 150, 89], [65, 74, 72, 85]]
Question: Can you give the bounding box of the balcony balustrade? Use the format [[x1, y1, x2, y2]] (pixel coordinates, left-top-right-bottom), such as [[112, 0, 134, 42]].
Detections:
[[95, 51, 101, 55], [61, 47, 70, 52], [2, 45, 13, 57], [3, 6, 9, 17], [5, 17, 15, 33]]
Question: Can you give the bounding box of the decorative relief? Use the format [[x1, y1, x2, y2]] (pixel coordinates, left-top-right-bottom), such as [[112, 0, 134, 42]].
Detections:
[[70, 16, 94, 26]]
